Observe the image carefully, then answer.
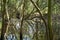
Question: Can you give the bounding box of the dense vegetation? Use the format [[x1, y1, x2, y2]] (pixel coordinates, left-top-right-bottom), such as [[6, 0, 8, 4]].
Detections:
[[0, 0, 60, 40]]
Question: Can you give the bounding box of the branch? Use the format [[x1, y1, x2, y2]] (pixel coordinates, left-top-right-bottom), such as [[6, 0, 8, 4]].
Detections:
[[30, 0, 47, 27]]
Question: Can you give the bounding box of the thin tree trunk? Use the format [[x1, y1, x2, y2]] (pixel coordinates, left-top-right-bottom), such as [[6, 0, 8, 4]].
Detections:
[[35, 19, 38, 40], [20, 0, 25, 40], [48, 0, 53, 40]]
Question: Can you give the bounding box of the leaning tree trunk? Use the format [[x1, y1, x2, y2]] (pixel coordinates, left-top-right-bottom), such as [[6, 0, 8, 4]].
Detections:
[[30, 0, 49, 40], [48, 0, 53, 40]]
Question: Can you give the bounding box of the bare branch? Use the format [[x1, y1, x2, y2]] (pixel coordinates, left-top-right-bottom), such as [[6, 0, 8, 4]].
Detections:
[[30, 0, 47, 27]]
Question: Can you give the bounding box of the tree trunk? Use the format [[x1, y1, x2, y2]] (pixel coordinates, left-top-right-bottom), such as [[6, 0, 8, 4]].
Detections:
[[1, 0, 7, 40], [20, 0, 25, 40], [35, 19, 38, 40], [48, 0, 53, 40]]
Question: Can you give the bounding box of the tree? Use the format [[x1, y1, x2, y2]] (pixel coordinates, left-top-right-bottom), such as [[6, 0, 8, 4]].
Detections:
[[1, 0, 10, 40], [20, 0, 25, 40], [48, 0, 53, 40], [35, 19, 38, 40], [1, 0, 7, 40], [29, 0, 49, 40]]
